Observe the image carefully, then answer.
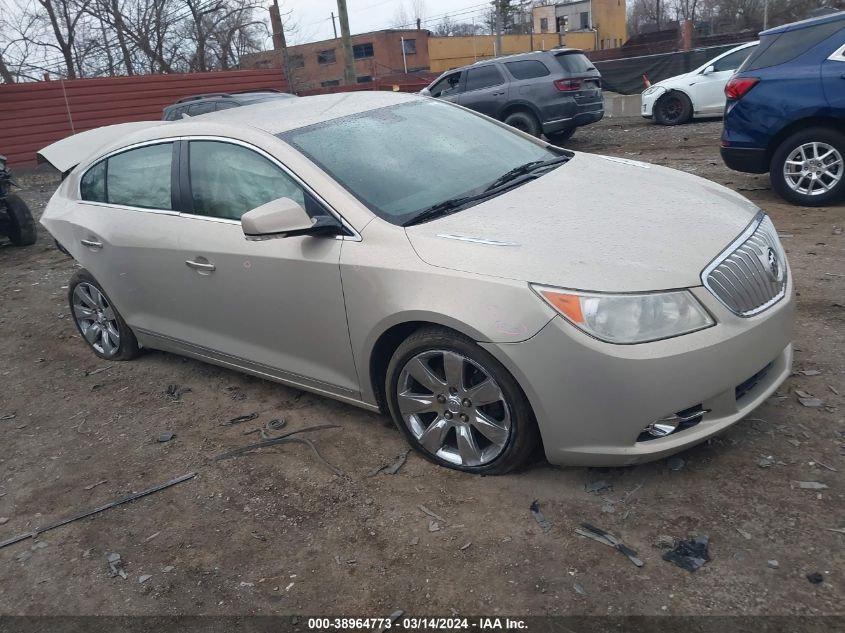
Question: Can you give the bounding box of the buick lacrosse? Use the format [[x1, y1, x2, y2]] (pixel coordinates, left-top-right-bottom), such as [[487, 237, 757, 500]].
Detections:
[[39, 92, 793, 473]]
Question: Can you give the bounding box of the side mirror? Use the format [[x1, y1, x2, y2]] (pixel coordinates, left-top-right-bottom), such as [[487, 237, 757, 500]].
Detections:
[[702, 65, 716, 75], [241, 197, 341, 240], [420, 87, 432, 96]]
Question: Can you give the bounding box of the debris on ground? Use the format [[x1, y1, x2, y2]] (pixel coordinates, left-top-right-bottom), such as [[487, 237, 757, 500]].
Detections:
[[165, 384, 190, 402], [826, 527, 845, 535], [0, 517, 8, 525], [1, 412, 17, 421], [107, 553, 127, 579], [808, 458, 837, 472], [795, 390, 824, 407], [767, 560, 779, 569], [138, 574, 152, 584], [214, 424, 342, 476], [16, 550, 32, 563], [653, 534, 676, 549], [0, 472, 197, 549], [736, 527, 752, 540], [793, 481, 828, 490], [157, 432, 175, 443], [84, 366, 111, 377], [409, 536, 419, 546], [758, 456, 775, 468], [83, 480, 108, 491], [797, 369, 822, 376], [459, 542, 472, 551], [807, 572, 824, 584], [376, 610, 405, 633], [529, 500, 551, 533], [575, 523, 643, 567], [367, 448, 411, 477], [418, 504, 445, 523], [574, 581, 587, 595], [584, 480, 612, 494], [662, 536, 711, 572], [224, 412, 259, 425], [428, 520, 440, 532], [667, 457, 685, 471]]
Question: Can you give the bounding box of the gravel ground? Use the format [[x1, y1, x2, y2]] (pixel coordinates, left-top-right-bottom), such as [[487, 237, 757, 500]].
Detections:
[[0, 116, 843, 620]]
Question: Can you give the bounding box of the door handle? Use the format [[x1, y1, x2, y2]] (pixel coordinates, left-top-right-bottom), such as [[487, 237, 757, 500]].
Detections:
[[80, 239, 103, 249], [185, 259, 216, 273]]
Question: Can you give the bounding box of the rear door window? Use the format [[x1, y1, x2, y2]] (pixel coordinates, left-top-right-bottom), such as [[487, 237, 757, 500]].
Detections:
[[187, 102, 216, 116], [106, 143, 173, 209], [506, 60, 551, 79], [464, 65, 504, 91], [711, 45, 757, 72], [741, 21, 845, 71], [554, 52, 595, 74]]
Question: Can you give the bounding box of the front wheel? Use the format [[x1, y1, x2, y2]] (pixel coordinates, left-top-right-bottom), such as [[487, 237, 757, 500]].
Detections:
[[386, 327, 539, 474], [654, 92, 692, 126], [68, 269, 140, 361], [4, 194, 36, 246], [770, 127, 845, 206]]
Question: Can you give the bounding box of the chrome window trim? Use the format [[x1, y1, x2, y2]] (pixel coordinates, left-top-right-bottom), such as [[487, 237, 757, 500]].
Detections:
[[700, 210, 787, 317], [76, 135, 362, 242], [829, 43, 845, 62]]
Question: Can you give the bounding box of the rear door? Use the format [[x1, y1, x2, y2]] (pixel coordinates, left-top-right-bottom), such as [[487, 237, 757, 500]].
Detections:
[[822, 41, 845, 114], [457, 64, 507, 117]]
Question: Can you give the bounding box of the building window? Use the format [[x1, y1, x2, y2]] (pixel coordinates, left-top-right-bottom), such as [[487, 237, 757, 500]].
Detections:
[[580, 12, 590, 29], [356, 75, 372, 83], [540, 17, 548, 33], [289, 54, 304, 69], [320, 79, 340, 87], [402, 39, 416, 55], [317, 49, 336, 65], [353, 43, 374, 59]]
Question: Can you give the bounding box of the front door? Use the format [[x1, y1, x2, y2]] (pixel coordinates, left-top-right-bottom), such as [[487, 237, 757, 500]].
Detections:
[[458, 64, 507, 118]]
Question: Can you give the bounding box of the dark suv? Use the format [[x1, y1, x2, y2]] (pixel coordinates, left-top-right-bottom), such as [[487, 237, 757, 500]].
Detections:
[[422, 49, 603, 143], [163, 90, 296, 121], [721, 12, 845, 206]]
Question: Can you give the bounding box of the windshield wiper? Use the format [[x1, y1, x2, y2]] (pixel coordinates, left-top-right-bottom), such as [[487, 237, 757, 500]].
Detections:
[[404, 154, 572, 227], [483, 154, 571, 192]]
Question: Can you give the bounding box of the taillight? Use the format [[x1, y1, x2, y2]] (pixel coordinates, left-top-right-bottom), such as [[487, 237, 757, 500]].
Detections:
[[724, 77, 759, 100], [554, 79, 582, 92]]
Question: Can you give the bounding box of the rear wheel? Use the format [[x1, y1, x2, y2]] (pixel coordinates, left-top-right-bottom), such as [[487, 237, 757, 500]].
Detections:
[[503, 110, 541, 137], [386, 327, 539, 474], [4, 194, 36, 246], [68, 269, 140, 361], [770, 127, 845, 206], [654, 92, 692, 126]]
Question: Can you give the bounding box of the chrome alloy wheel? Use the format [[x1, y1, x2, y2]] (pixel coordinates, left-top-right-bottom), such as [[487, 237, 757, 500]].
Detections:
[[72, 282, 121, 356], [396, 349, 512, 467], [783, 142, 843, 196]]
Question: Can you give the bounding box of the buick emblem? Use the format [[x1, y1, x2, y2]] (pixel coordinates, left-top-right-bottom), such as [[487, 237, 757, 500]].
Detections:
[[762, 247, 783, 282]]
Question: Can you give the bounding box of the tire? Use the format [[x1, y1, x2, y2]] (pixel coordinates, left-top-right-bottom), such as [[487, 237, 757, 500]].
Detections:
[[385, 326, 539, 474], [653, 92, 692, 126], [503, 110, 541, 137], [4, 194, 36, 246], [546, 127, 575, 145], [769, 127, 845, 207], [68, 269, 140, 361]]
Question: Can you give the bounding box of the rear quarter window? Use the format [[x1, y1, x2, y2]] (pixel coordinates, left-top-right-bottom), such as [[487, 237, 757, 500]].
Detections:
[[554, 52, 595, 74], [741, 21, 845, 71], [506, 60, 551, 79], [80, 160, 106, 202]]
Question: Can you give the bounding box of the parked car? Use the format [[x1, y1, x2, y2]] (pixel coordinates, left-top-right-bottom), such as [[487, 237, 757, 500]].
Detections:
[[721, 12, 845, 206], [641, 41, 758, 125], [422, 49, 603, 143], [162, 90, 296, 120], [0, 154, 36, 246], [38, 92, 792, 474]]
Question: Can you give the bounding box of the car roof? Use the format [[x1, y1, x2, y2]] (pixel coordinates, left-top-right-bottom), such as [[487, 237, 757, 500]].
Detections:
[[760, 10, 845, 36], [197, 91, 421, 135]]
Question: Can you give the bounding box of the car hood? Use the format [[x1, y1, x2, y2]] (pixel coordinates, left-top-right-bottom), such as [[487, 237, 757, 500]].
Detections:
[[649, 72, 696, 90], [404, 152, 759, 292]]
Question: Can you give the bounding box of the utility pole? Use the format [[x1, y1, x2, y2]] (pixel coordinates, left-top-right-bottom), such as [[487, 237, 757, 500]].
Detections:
[[336, 0, 355, 85], [495, 2, 503, 58], [331, 11, 338, 39], [270, 0, 293, 92], [763, 0, 769, 30]]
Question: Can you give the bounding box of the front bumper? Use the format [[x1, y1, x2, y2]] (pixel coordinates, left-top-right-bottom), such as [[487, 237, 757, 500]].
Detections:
[[640, 87, 665, 119], [482, 282, 794, 466]]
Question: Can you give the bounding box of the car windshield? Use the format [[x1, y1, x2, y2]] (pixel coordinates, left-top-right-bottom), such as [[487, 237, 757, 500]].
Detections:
[[279, 100, 559, 225]]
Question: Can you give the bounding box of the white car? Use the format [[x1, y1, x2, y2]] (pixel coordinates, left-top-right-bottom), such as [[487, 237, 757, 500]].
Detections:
[[641, 41, 758, 125]]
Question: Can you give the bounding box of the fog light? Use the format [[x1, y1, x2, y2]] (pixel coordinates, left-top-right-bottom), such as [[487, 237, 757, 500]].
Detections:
[[643, 416, 680, 438], [637, 405, 708, 442]]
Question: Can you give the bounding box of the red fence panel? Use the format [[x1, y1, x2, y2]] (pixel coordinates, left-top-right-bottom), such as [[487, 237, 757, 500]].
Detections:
[[0, 69, 287, 167]]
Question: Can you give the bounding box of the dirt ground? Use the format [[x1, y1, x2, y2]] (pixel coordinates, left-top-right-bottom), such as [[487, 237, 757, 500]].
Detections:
[[0, 116, 843, 620]]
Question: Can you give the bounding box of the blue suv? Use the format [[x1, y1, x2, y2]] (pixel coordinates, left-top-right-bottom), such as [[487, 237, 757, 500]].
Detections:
[[721, 12, 845, 206]]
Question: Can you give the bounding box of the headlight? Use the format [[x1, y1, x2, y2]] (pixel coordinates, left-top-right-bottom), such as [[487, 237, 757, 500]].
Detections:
[[532, 286, 714, 344]]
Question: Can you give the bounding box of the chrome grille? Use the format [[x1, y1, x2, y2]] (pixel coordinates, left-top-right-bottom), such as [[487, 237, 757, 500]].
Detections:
[[702, 213, 787, 317]]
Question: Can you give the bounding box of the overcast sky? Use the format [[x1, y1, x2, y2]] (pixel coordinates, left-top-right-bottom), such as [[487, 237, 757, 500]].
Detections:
[[283, 0, 495, 44]]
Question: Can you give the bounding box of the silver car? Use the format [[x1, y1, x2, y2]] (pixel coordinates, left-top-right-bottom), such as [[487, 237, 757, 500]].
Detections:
[[38, 92, 793, 474]]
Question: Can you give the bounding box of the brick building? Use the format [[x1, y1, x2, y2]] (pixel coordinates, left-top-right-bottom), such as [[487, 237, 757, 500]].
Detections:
[[240, 29, 431, 92]]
